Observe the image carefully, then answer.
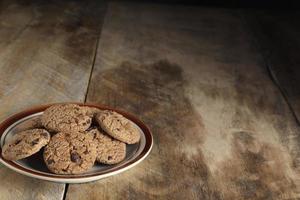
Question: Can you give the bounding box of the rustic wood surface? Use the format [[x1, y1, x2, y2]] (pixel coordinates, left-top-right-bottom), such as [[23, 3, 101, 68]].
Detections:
[[0, 0, 105, 199], [1, 1, 300, 200], [65, 2, 300, 200], [245, 10, 300, 123]]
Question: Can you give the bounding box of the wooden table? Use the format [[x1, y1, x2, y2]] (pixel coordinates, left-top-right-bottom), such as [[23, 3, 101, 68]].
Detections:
[[1, 0, 300, 199]]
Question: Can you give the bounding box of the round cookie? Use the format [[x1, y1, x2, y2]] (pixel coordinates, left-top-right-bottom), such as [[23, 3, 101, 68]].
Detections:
[[43, 131, 97, 174], [15, 117, 44, 132], [2, 129, 50, 161], [95, 110, 140, 144], [41, 104, 92, 132], [88, 128, 126, 165]]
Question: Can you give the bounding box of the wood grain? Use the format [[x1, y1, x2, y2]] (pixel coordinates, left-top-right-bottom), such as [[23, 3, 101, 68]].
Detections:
[[0, 0, 105, 199], [244, 10, 300, 123], [0, 0, 33, 50], [66, 2, 300, 199]]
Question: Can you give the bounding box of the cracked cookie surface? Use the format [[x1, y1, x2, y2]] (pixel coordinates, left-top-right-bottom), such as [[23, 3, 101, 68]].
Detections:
[[88, 128, 126, 164], [2, 129, 50, 161], [41, 104, 92, 132], [43, 131, 97, 174], [95, 110, 140, 144]]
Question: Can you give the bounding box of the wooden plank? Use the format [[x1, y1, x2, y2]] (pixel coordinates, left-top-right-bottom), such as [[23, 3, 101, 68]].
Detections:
[[0, 0, 34, 50], [244, 10, 300, 123], [67, 2, 300, 200], [0, 0, 105, 199]]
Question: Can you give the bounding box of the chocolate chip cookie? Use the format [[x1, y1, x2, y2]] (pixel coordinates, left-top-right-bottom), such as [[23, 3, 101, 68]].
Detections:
[[43, 131, 97, 174], [88, 128, 126, 165], [95, 110, 140, 144], [14, 117, 44, 132], [2, 129, 50, 161], [42, 104, 92, 132]]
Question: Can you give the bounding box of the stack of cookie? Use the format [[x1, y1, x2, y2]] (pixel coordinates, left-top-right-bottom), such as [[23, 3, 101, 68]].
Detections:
[[1, 104, 140, 174]]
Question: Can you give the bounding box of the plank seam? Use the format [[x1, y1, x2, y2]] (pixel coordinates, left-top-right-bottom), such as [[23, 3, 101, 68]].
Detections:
[[62, 2, 108, 200], [84, 2, 108, 103], [62, 184, 69, 200], [240, 10, 300, 125], [84, 34, 100, 103]]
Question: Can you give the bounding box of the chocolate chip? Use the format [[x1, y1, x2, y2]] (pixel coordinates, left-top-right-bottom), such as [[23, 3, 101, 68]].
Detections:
[[47, 159, 55, 165], [41, 132, 48, 138], [31, 138, 39, 145], [70, 152, 82, 164], [87, 119, 91, 123], [14, 140, 22, 145], [78, 114, 84, 118], [75, 118, 79, 123], [83, 150, 89, 154], [108, 156, 112, 160]]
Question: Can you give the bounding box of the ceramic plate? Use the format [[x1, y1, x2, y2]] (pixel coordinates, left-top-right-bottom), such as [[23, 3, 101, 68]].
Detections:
[[0, 103, 153, 183]]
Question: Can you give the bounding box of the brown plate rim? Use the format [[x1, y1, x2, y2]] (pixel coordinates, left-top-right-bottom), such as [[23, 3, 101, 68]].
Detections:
[[0, 103, 153, 179]]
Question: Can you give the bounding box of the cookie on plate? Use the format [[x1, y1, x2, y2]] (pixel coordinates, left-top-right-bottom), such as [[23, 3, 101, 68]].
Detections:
[[95, 110, 140, 144], [2, 129, 50, 161], [43, 131, 97, 174], [41, 104, 92, 132], [88, 128, 126, 165], [14, 117, 44, 132]]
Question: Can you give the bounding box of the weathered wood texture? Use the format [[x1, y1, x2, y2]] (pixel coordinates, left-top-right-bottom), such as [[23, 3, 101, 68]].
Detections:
[[67, 2, 300, 200], [244, 11, 300, 123], [0, 0, 105, 199]]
